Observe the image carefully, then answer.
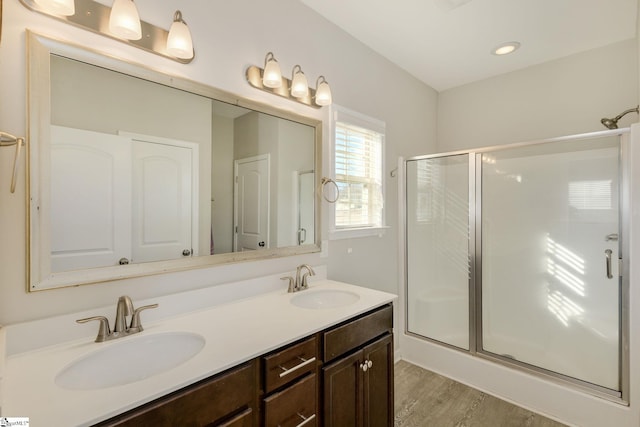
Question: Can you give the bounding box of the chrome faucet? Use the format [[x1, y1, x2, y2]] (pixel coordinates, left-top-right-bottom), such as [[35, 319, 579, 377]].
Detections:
[[296, 264, 315, 290], [281, 265, 316, 293], [76, 295, 158, 342]]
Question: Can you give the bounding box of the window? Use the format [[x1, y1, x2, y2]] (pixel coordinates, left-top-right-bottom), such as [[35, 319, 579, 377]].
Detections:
[[330, 106, 386, 238]]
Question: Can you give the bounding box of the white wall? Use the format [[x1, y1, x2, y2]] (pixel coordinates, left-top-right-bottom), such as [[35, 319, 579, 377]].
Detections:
[[211, 114, 234, 254], [438, 38, 639, 151], [277, 120, 315, 247], [0, 0, 436, 324]]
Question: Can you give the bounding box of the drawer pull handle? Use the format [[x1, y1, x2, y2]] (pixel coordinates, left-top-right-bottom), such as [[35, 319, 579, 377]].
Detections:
[[295, 412, 317, 427], [278, 356, 317, 378]]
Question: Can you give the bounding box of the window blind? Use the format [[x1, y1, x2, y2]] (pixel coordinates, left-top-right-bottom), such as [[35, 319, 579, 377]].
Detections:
[[334, 121, 383, 228]]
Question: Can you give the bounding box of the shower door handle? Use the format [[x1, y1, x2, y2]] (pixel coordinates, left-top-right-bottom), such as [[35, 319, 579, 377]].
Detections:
[[605, 249, 613, 279]]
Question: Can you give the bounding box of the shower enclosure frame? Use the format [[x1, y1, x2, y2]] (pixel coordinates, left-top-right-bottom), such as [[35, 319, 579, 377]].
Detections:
[[403, 128, 630, 404]]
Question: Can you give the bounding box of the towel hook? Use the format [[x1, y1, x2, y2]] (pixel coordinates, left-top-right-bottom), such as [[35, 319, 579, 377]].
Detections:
[[0, 131, 26, 193], [320, 177, 340, 203]]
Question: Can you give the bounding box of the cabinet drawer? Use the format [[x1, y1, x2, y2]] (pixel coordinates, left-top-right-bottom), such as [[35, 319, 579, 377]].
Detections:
[[323, 304, 392, 362], [263, 335, 317, 393], [218, 407, 254, 427], [96, 361, 256, 427], [263, 374, 317, 427]]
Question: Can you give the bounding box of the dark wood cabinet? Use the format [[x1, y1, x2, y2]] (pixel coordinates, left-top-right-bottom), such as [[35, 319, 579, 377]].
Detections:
[[261, 336, 319, 426], [362, 335, 394, 427], [322, 305, 394, 427], [94, 361, 258, 427], [263, 373, 317, 426]]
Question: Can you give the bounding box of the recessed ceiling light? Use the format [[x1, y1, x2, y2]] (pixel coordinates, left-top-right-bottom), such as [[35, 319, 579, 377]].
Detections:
[[492, 42, 521, 56]]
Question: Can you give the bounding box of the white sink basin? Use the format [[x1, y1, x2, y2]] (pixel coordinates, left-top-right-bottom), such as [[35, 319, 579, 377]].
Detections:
[[55, 331, 205, 390], [291, 289, 360, 309]]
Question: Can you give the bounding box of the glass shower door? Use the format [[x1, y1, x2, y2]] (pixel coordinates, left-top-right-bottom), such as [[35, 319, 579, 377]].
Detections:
[[480, 136, 621, 391], [406, 154, 470, 350]]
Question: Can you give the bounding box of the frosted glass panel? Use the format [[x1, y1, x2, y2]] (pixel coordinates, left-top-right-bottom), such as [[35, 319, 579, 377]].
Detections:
[[406, 155, 470, 350], [481, 137, 620, 390]]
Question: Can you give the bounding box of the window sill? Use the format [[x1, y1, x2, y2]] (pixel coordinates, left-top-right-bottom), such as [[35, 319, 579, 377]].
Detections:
[[329, 226, 390, 240]]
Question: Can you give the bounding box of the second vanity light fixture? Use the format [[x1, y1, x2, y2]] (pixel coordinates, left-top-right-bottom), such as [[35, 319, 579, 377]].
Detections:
[[246, 52, 333, 108], [24, 0, 195, 63]]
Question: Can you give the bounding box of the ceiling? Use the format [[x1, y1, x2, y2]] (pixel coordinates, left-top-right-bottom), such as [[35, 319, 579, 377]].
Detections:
[[300, 0, 638, 92]]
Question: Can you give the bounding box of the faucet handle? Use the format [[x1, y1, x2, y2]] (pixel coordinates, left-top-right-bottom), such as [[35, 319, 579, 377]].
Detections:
[[129, 304, 159, 332], [281, 276, 296, 293], [76, 316, 111, 342]]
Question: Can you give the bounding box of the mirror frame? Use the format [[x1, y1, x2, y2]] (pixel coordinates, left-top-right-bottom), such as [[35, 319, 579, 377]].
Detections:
[[27, 31, 322, 291]]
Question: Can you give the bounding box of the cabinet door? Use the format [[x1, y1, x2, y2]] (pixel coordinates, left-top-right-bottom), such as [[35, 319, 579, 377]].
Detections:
[[363, 335, 393, 427], [322, 351, 363, 427]]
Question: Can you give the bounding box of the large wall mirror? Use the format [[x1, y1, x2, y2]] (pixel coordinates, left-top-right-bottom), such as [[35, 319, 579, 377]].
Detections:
[[27, 31, 322, 291]]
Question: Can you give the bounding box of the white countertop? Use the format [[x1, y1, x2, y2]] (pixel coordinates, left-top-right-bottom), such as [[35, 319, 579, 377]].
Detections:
[[3, 280, 396, 426]]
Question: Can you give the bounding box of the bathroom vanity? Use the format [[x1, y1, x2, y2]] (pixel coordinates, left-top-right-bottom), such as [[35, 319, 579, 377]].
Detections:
[[96, 304, 392, 426], [2, 279, 396, 426]]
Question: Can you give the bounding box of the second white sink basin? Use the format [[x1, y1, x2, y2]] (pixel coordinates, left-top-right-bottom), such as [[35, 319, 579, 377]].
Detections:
[[55, 331, 205, 390], [291, 289, 360, 309]]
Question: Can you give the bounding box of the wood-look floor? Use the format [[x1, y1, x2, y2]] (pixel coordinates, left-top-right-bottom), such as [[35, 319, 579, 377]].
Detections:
[[394, 360, 567, 427]]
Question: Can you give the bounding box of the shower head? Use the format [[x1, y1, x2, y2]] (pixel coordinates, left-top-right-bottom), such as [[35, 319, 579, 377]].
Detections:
[[600, 106, 639, 129]]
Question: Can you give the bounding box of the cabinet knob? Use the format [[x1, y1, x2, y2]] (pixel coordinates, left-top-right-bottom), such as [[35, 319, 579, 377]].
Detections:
[[360, 359, 373, 372], [118, 257, 130, 265]]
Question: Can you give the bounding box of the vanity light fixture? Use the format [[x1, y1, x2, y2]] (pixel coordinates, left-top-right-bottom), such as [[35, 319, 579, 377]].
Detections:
[[109, 0, 141, 40], [315, 76, 332, 106], [262, 52, 283, 88], [290, 65, 309, 98], [246, 53, 333, 108], [492, 41, 521, 56], [33, 0, 75, 16], [166, 10, 194, 60], [18, 0, 195, 63]]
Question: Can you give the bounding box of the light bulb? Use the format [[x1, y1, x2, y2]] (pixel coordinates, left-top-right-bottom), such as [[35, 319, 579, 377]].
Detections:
[[290, 65, 309, 98], [492, 41, 521, 56], [34, 0, 75, 16], [167, 11, 194, 60], [315, 76, 332, 106], [262, 52, 282, 89], [109, 0, 142, 40]]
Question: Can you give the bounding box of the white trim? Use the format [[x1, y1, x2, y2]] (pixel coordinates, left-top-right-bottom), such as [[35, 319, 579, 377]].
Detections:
[[329, 226, 390, 240], [332, 104, 386, 134]]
